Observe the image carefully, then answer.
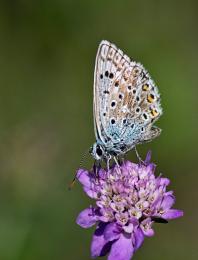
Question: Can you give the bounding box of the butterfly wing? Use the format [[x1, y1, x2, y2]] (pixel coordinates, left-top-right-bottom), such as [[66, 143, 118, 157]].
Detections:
[[93, 40, 162, 154], [94, 40, 130, 144], [138, 126, 162, 144]]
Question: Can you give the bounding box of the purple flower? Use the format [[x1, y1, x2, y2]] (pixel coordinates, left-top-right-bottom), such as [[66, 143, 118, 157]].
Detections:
[[76, 152, 183, 260]]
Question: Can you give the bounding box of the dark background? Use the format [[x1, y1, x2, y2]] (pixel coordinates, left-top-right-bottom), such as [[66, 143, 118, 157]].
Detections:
[[0, 0, 197, 259]]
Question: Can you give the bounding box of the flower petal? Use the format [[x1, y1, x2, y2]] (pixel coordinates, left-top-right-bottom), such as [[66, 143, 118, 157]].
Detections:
[[145, 150, 152, 164], [140, 218, 155, 237], [123, 223, 134, 233], [76, 208, 98, 228], [98, 168, 107, 179], [133, 227, 144, 251], [104, 222, 121, 241], [141, 227, 154, 237], [147, 162, 156, 174], [91, 222, 112, 258], [161, 195, 175, 210], [83, 186, 98, 199], [123, 160, 137, 170], [77, 169, 91, 186], [77, 169, 98, 198], [162, 209, 184, 220], [108, 233, 134, 260], [159, 177, 170, 186]]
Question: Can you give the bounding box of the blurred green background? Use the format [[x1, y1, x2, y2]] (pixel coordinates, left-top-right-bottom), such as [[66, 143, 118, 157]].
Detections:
[[0, 0, 197, 259]]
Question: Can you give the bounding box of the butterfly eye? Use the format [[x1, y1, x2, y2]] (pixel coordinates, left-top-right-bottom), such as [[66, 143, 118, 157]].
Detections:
[[96, 145, 103, 156]]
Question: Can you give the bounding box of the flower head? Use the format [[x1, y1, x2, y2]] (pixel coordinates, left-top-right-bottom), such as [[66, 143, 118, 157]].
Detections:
[[76, 152, 183, 260]]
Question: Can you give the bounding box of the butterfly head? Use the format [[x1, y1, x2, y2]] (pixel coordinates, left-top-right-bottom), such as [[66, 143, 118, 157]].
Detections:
[[90, 143, 106, 161]]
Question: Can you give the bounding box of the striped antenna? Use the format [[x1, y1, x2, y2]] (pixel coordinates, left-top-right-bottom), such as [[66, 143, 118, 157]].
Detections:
[[68, 147, 92, 190]]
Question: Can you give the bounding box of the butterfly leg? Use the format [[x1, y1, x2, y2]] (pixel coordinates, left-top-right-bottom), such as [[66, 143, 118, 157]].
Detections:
[[106, 156, 110, 171], [106, 155, 112, 178], [93, 160, 102, 184], [134, 146, 145, 165], [113, 156, 122, 174], [113, 156, 120, 167]]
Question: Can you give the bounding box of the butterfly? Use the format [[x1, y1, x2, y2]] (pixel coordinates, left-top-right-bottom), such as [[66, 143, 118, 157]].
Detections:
[[90, 40, 162, 162]]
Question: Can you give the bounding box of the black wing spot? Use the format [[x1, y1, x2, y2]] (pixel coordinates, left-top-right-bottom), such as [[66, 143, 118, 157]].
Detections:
[[119, 94, 123, 99], [136, 107, 140, 113], [115, 81, 119, 87], [109, 73, 114, 79], [105, 71, 109, 77], [143, 113, 148, 120], [103, 90, 110, 94], [100, 74, 103, 79], [111, 119, 116, 124], [111, 101, 116, 107]]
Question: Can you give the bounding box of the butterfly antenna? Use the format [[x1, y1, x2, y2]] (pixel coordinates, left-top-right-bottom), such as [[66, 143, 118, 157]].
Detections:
[[68, 147, 91, 190]]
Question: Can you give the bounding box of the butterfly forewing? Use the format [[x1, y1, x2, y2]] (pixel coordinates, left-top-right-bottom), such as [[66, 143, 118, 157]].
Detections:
[[93, 40, 162, 155]]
